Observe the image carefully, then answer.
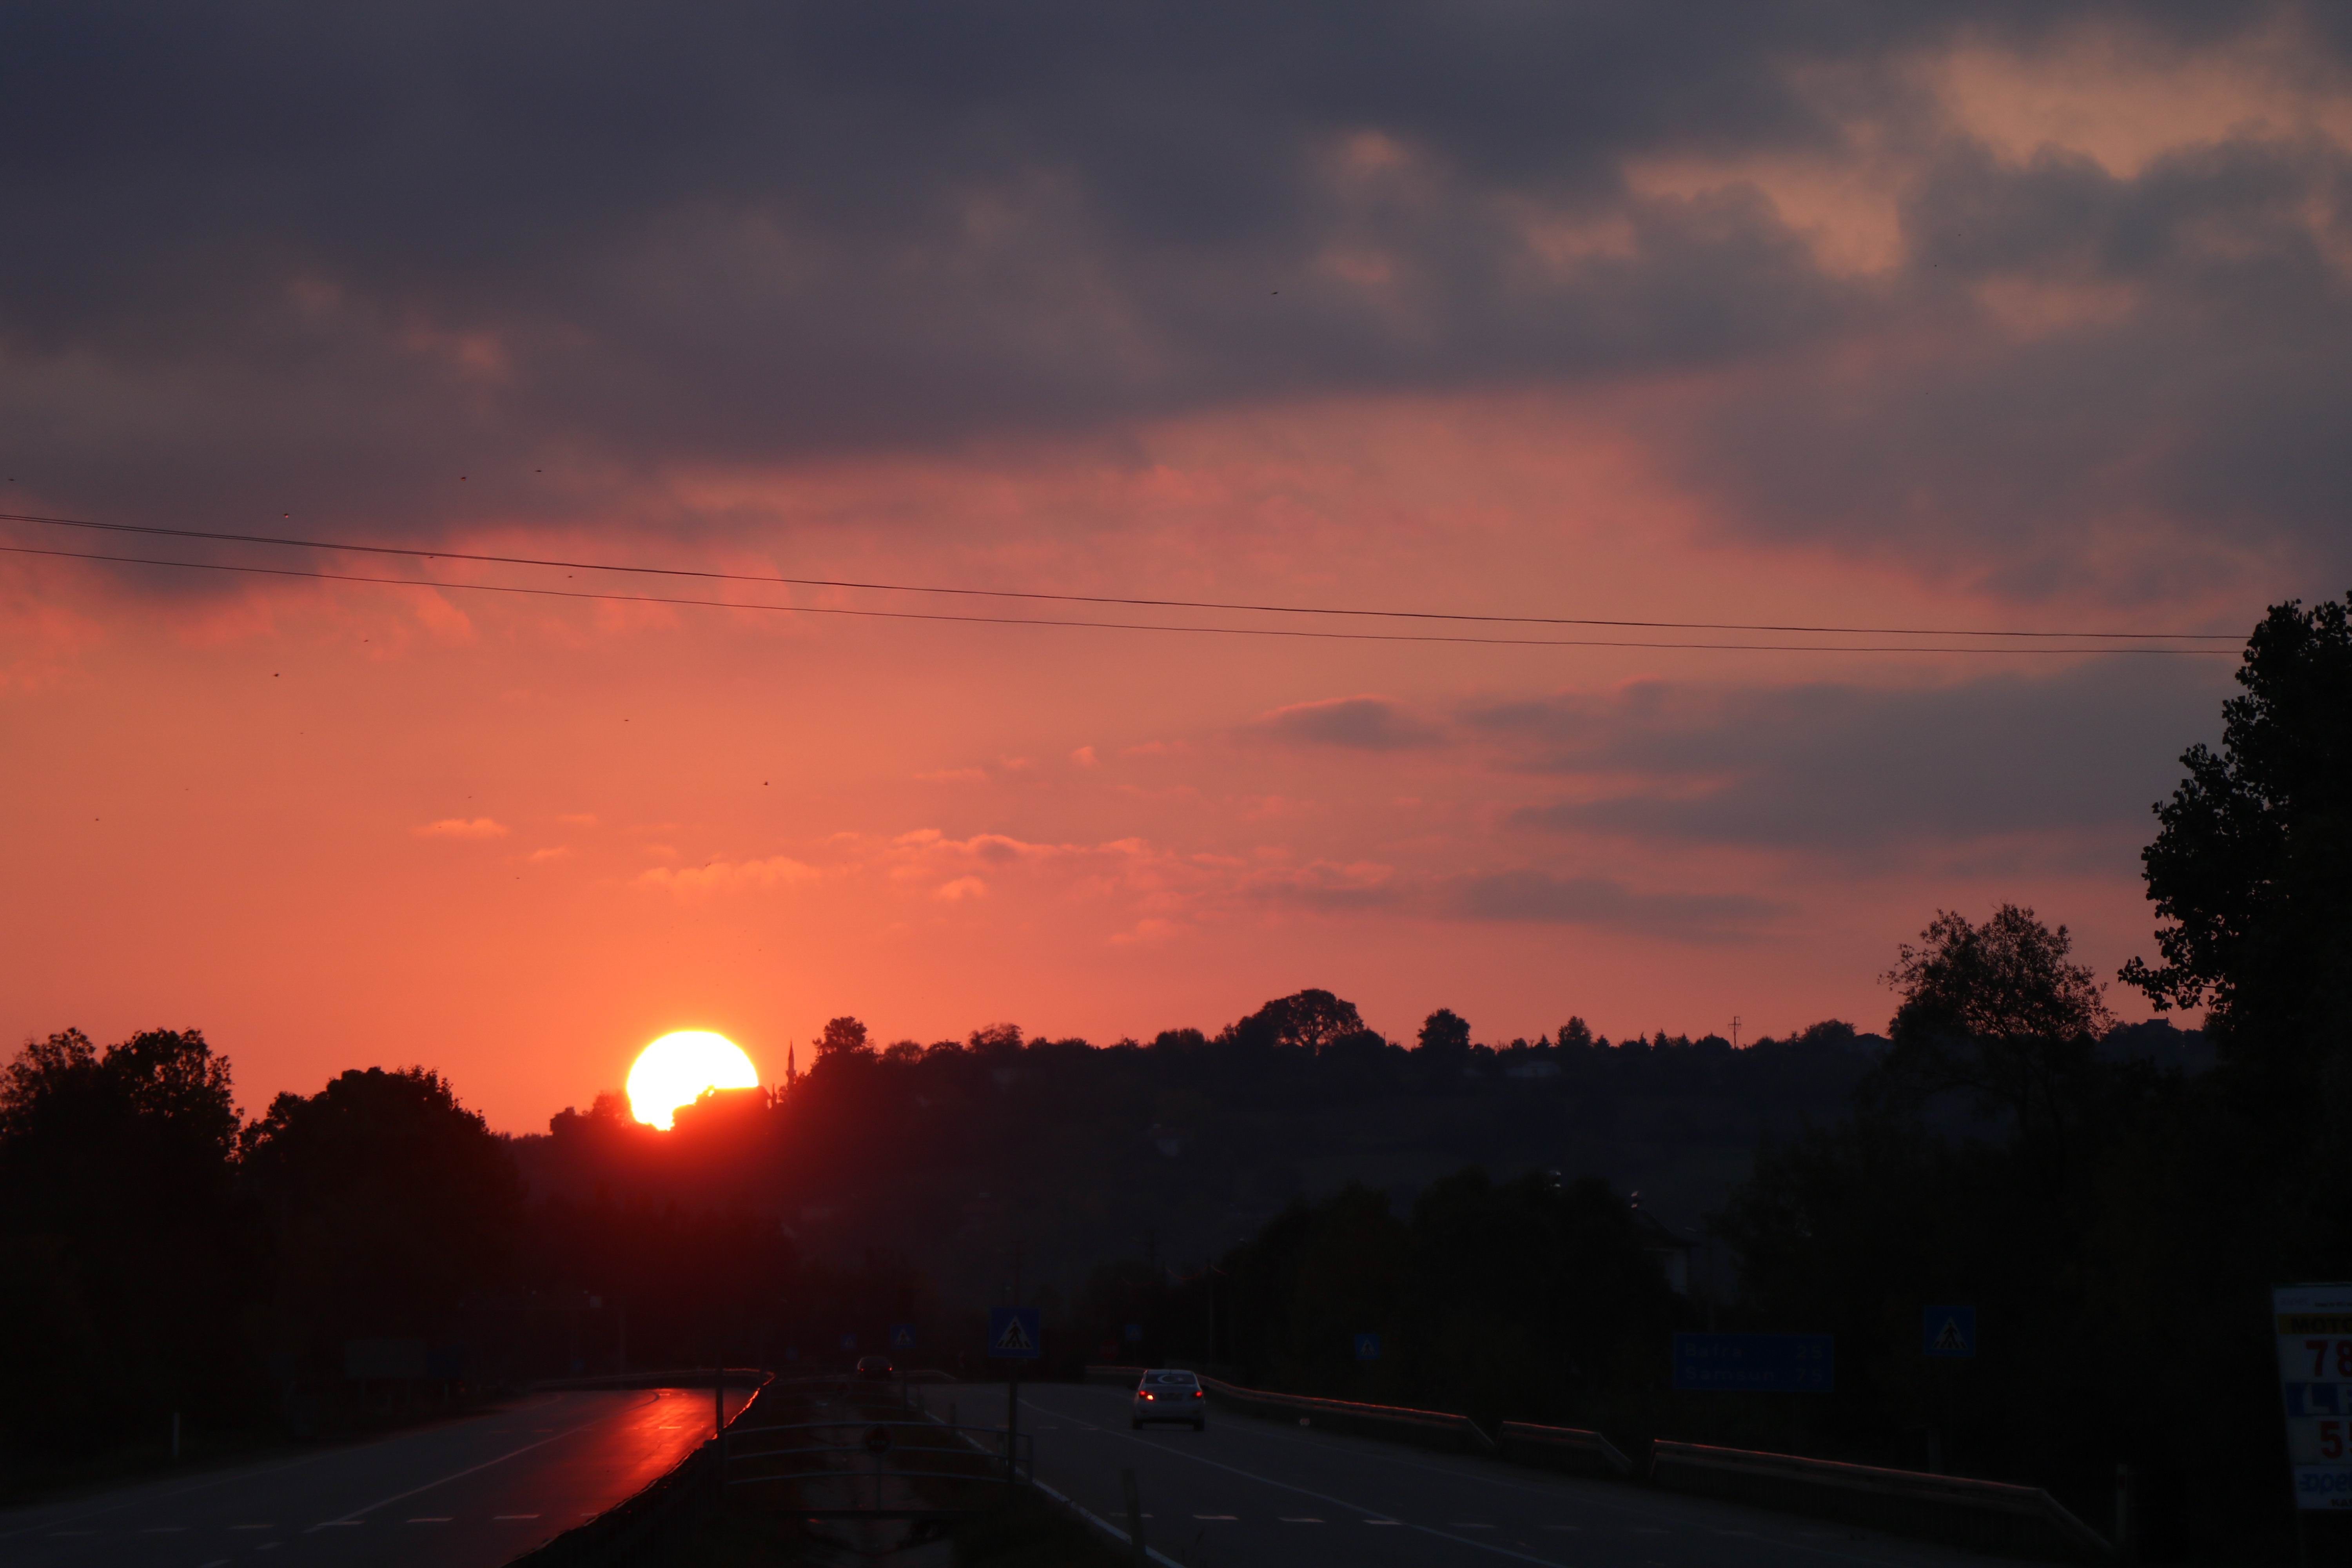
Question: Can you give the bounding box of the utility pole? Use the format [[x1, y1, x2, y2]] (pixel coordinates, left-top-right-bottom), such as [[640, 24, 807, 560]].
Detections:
[[1732, 1014, 1741, 1050]]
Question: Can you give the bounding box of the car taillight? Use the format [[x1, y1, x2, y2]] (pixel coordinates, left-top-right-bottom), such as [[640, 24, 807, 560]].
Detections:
[[1192, 1390, 1204, 1398]]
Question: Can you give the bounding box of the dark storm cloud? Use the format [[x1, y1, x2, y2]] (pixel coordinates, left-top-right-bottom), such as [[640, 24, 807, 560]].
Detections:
[[1250, 695, 1441, 750], [1475, 657, 2230, 853], [0, 0, 2342, 577], [1661, 132, 2352, 590], [1453, 871, 1775, 937]]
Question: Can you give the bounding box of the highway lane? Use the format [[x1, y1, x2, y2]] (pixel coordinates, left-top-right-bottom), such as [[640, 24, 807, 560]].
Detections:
[[0, 1387, 748, 1568], [980, 1382, 2010, 1568]]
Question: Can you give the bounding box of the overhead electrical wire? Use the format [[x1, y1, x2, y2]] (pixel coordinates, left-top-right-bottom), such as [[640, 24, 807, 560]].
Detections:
[[0, 541, 2235, 655], [0, 510, 2238, 643]]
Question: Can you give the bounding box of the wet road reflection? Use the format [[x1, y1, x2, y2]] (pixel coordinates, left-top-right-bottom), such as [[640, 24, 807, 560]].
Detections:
[[0, 1387, 749, 1568]]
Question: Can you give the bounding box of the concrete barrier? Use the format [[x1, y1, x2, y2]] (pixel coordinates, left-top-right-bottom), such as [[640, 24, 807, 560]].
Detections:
[[1496, 1419, 1635, 1479], [1650, 1440, 2112, 1561]]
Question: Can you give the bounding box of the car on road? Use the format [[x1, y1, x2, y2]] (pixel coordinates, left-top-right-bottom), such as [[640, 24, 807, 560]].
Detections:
[[854, 1354, 895, 1380], [1132, 1367, 1207, 1430]]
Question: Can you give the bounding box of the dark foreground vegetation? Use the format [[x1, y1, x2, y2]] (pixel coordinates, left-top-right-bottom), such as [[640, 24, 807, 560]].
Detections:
[[2, 592, 2343, 1563]]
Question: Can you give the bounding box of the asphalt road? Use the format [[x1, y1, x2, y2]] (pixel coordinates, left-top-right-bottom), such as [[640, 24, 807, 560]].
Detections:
[[0, 1387, 748, 1568], [980, 1382, 2010, 1568]]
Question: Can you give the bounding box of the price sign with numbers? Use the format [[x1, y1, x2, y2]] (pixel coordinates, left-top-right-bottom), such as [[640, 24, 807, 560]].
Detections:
[[2276, 1283, 2352, 1511]]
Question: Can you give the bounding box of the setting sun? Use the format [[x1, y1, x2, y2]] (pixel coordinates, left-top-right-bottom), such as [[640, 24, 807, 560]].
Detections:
[[626, 1031, 759, 1130]]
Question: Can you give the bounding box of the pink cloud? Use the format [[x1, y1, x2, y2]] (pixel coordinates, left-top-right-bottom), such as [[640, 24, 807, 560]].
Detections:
[[414, 817, 508, 840]]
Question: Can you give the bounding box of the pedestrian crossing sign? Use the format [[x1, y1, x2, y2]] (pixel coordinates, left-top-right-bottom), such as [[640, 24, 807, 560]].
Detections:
[[890, 1323, 917, 1351], [1924, 1305, 1976, 1358], [988, 1305, 1042, 1360]]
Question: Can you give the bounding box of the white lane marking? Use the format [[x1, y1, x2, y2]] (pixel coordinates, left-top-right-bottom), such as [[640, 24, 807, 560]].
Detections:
[[1027, 1474, 1185, 1568], [1022, 1385, 1936, 1568], [1020, 1393, 1566, 1567], [314, 1394, 656, 1527], [1193, 1514, 1238, 1520], [407, 1516, 454, 1523], [1365, 1519, 1401, 1525], [0, 1392, 576, 1541], [1453, 1521, 1496, 1528], [495, 1512, 542, 1520], [1279, 1515, 1324, 1523], [312, 1520, 363, 1528]]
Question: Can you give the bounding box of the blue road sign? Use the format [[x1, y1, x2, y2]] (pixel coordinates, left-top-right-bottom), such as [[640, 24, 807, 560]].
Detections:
[[1672, 1332, 1834, 1392], [1924, 1306, 1977, 1358], [988, 1305, 1042, 1360], [839, 1332, 857, 1351], [1354, 1332, 1382, 1361], [890, 1323, 917, 1351], [1123, 1322, 1143, 1343]]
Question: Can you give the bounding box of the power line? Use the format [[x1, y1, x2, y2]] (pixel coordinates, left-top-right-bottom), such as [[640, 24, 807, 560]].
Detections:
[[0, 542, 2236, 655], [0, 510, 2240, 642]]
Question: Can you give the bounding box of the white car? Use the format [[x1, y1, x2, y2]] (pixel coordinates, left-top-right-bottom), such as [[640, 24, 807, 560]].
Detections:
[[1131, 1367, 1207, 1430]]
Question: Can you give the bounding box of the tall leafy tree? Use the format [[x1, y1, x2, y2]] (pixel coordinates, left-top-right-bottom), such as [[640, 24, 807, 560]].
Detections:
[[2123, 592, 2352, 1105], [241, 1068, 520, 1369], [1874, 904, 2112, 1181], [0, 1028, 250, 1455]]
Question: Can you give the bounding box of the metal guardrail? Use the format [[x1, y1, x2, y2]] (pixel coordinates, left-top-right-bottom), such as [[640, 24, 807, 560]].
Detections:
[[1496, 1419, 1635, 1478], [1198, 1374, 1494, 1452], [1082, 1364, 2108, 1557], [1650, 1440, 2113, 1560]]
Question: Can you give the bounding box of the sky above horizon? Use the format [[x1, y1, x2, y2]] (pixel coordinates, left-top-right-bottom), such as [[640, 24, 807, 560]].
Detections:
[[6, 3, 2345, 1132]]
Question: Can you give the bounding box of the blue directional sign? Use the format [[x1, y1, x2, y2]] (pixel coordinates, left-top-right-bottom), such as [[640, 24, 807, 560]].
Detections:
[[890, 1323, 917, 1351], [1924, 1306, 1977, 1359], [1672, 1332, 1834, 1392], [1123, 1321, 1143, 1343], [1354, 1332, 1382, 1362], [987, 1305, 1043, 1360]]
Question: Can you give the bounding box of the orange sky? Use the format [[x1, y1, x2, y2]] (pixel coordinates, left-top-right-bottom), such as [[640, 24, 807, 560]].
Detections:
[[5, 7, 2342, 1130], [2, 390, 2252, 1131]]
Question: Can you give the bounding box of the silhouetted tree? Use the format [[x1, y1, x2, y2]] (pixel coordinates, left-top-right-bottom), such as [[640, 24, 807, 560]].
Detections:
[[1417, 1008, 1470, 1056], [0, 1028, 250, 1457], [241, 1068, 520, 1369], [1873, 905, 2112, 1182], [2124, 591, 2352, 1109], [1227, 989, 1366, 1053], [815, 1016, 871, 1060]]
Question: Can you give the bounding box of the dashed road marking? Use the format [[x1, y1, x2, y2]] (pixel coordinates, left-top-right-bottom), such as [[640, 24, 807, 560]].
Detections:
[[1279, 1516, 1324, 1523], [495, 1513, 542, 1520], [407, 1516, 453, 1523], [1193, 1514, 1238, 1520]]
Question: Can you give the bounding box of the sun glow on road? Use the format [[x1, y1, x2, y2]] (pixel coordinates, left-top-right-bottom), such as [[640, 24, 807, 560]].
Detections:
[[626, 1031, 759, 1129]]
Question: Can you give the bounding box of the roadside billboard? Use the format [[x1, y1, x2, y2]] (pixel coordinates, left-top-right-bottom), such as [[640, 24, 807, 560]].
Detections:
[[2276, 1283, 2352, 1511]]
